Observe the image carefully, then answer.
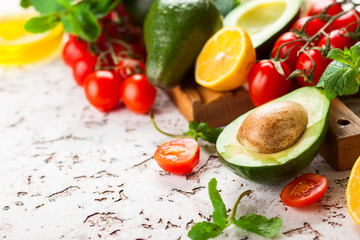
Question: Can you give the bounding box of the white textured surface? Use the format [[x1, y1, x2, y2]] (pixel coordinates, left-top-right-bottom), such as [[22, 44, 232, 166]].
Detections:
[[0, 53, 360, 240]]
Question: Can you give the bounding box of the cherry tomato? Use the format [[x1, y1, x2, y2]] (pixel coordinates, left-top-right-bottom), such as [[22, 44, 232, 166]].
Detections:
[[333, 10, 360, 32], [248, 60, 291, 107], [317, 29, 354, 50], [271, 32, 306, 71], [153, 138, 200, 175], [291, 16, 327, 37], [115, 58, 145, 82], [62, 35, 93, 67], [121, 74, 157, 114], [83, 70, 121, 112], [72, 55, 98, 86], [307, 0, 342, 16], [296, 49, 332, 87], [280, 173, 328, 207]]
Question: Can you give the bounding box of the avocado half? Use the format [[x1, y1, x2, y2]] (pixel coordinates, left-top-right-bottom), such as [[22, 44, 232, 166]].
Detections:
[[223, 0, 302, 58], [216, 87, 330, 184]]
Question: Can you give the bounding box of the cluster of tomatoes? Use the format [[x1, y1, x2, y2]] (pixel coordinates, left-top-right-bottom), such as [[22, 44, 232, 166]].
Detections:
[[62, 5, 156, 114], [248, 0, 360, 106]]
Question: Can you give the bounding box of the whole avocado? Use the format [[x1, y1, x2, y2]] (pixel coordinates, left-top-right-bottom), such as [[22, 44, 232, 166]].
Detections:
[[144, 0, 223, 89]]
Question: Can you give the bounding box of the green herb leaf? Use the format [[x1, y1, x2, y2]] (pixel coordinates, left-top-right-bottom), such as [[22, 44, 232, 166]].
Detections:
[[188, 222, 222, 240], [24, 14, 60, 33], [208, 178, 228, 229], [317, 61, 360, 99], [28, 0, 66, 14], [20, 0, 32, 8], [90, 0, 122, 18], [60, 7, 101, 42], [233, 214, 283, 238], [183, 121, 223, 144]]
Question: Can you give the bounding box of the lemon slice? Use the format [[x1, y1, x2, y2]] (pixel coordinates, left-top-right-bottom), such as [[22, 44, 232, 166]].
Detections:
[[195, 26, 256, 91], [0, 15, 64, 65], [346, 155, 360, 225]]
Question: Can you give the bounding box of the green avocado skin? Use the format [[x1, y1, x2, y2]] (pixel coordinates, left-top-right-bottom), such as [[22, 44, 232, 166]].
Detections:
[[218, 111, 330, 185], [144, 0, 223, 89]]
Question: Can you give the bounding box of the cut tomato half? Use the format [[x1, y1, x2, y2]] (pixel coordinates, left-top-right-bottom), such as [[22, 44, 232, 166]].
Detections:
[[280, 173, 328, 207], [153, 138, 199, 175]]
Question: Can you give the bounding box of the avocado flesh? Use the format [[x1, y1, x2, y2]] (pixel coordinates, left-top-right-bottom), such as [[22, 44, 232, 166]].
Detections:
[[224, 0, 301, 58], [144, 0, 223, 89], [216, 87, 330, 184]]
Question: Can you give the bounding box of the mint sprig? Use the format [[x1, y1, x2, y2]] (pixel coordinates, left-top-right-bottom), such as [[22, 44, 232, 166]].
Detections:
[[188, 178, 282, 240], [150, 112, 223, 144], [317, 42, 360, 99], [21, 0, 121, 42]]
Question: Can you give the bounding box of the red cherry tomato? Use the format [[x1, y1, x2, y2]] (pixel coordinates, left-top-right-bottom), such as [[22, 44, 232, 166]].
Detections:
[[280, 173, 328, 207], [153, 138, 200, 175], [291, 16, 327, 36], [271, 32, 306, 71], [308, 0, 342, 16], [334, 10, 360, 32], [62, 35, 93, 67], [296, 49, 332, 87], [248, 60, 291, 107], [115, 58, 145, 82], [83, 70, 121, 112], [121, 74, 157, 114], [72, 55, 98, 86], [317, 29, 354, 50]]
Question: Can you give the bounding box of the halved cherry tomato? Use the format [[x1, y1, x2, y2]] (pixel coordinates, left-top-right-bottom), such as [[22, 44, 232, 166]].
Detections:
[[291, 16, 327, 37], [296, 49, 332, 87], [307, 0, 342, 16], [280, 173, 328, 207], [248, 60, 291, 107], [121, 74, 156, 114], [83, 70, 122, 112], [317, 29, 354, 50], [153, 138, 200, 175], [271, 32, 306, 71]]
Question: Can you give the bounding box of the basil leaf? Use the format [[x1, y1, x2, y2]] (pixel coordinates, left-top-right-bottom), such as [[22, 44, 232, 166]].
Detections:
[[318, 61, 359, 99], [28, 0, 66, 14], [233, 214, 283, 238], [208, 178, 228, 230], [60, 8, 101, 42], [188, 221, 222, 240], [24, 14, 60, 33]]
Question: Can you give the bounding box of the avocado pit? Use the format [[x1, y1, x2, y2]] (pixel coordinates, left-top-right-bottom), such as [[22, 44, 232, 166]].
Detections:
[[237, 101, 308, 154]]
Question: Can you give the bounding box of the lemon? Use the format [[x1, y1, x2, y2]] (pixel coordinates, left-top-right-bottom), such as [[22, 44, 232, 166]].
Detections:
[[346, 155, 360, 225], [195, 26, 256, 91]]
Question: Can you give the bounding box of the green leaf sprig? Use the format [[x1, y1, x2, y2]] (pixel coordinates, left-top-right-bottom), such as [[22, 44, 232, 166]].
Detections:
[[188, 178, 283, 240], [21, 0, 121, 42], [317, 42, 360, 99], [150, 112, 223, 144]]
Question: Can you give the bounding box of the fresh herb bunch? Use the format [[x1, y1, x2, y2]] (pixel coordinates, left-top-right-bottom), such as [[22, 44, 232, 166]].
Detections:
[[317, 42, 360, 99], [188, 178, 283, 240], [20, 0, 121, 41], [150, 112, 223, 144]]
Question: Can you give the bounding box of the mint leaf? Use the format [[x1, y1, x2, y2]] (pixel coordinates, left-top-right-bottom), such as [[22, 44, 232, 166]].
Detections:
[[24, 14, 60, 33], [188, 222, 222, 240], [60, 8, 101, 42], [317, 61, 360, 99], [233, 214, 283, 238], [20, 0, 32, 8], [350, 43, 360, 68], [327, 48, 352, 66], [28, 0, 66, 14], [183, 121, 223, 144], [208, 178, 228, 229]]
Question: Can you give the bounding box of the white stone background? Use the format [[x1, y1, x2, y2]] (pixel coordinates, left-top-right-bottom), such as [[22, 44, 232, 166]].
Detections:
[[1, 1, 360, 240]]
